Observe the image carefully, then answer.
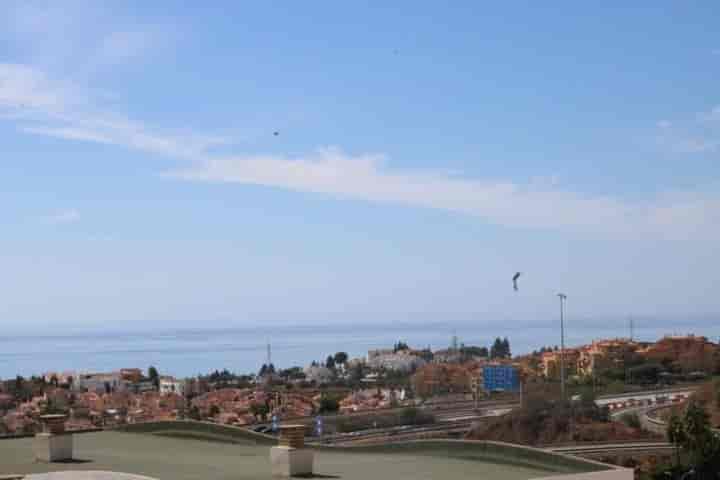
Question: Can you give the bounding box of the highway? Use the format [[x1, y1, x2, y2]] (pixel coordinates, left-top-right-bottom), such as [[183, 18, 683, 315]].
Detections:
[[251, 398, 519, 431], [312, 420, 475, 445], [303, 403, 519, 445]]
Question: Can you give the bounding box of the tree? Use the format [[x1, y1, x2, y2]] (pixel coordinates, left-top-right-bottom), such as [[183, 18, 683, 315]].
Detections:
[[683, 400, 712, 466], [148, 366, 160, 389], [209, 405, 220, 417], [418, 348, 434, 362], [667, 414, 686, 467], [279, 367, 306, 380], [188, 405, 201, 420], [620, 412, 641, 429], [393, 341, 409, 352], [502, 338, 511, 358], [333, 352, 348, 366], [325, 355, 336, 370], [491, 338, 510, 359], [250, 402, 269, 421], [459, 345, 489, 362], [628, 363, 663, 384], [490, 338, 500, 358], [318, 394, 340, 414], [663, 400, 720, 479], [349, 363, 364, 384]]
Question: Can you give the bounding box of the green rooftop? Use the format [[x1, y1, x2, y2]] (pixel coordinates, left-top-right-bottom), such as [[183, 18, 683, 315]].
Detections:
[[0, 424, 614, 480]]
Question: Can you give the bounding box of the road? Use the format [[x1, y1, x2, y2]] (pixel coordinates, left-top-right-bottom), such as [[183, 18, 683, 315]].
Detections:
[[251, 398, 519, 431], [596, 388, 695, 411], [311, 405, 518, 445]]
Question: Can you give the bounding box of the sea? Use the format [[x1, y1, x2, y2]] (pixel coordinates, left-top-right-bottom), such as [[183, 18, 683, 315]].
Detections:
[[1, 319, 717, 379]]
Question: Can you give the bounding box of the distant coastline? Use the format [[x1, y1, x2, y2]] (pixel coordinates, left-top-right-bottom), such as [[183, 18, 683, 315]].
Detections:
[[2, 319, 718, 379]]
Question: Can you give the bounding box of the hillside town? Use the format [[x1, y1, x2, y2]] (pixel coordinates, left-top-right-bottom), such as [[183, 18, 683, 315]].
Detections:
[[1, 333, 718, 438]]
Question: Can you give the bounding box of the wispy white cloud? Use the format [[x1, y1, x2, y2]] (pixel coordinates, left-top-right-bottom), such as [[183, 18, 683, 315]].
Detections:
[[4, 1, 170, 73], [1, 59, 719, 238], [0, 64, 71, 110], [47, 209, 81, 224], [0, 63, 229, 159], [21, 126, 114, 144], [167, 147, 720, 238], [656, 107, 720, 154]]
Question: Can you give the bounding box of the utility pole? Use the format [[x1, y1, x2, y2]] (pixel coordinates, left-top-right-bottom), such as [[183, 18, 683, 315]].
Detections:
[[558, 293, 567, 401]]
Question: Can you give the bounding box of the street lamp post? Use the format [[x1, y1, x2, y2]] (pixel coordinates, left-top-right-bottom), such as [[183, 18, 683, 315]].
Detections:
[[557, 293, 567, 401]]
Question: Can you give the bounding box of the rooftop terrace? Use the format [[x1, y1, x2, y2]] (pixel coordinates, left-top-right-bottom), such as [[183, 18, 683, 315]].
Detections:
[[0, 422, 619, 480]]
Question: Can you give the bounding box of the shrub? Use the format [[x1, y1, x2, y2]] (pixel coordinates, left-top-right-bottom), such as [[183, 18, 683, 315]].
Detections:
[[621, 412, 641, 429]]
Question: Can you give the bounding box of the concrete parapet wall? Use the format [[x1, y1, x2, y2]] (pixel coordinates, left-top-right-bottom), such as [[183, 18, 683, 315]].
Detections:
[[316, 439, 617, 474], [114, 420, 276, 445], [532, 469, 633, 480]]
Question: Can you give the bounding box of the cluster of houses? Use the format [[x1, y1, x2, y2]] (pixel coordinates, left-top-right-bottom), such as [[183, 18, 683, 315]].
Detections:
[[0, 369, 188, 435], [40, 369, 185, 396], [2, 333, 715, 436], [538, 335, 719, 380]]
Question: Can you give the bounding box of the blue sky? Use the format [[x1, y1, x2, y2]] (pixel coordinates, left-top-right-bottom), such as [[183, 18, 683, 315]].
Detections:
[[1, 1, 719, 337]]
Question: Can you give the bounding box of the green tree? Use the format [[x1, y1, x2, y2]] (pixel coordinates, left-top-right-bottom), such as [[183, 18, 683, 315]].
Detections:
[[148, 366, 160, 389], [664, 400, 720, 479], [683, 400, 712, 466], [318, 394, 340, 414], [418, 348, 434, 362], [333, 352, 348, 366], [325, 355, 336, 370], [348, 363, 364, 385], [620, 412, 641, 429], [393, 341, 409, 352], [502, 338, 511, 358], [490, 338, 504, 359], [667, 414, 686, 467], [250, 402, 270, 421], [188, 405, 201, 420]]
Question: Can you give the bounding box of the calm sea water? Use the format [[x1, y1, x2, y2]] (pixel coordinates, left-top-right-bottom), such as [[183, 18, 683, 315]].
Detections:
[[1, 320, 716, 379]]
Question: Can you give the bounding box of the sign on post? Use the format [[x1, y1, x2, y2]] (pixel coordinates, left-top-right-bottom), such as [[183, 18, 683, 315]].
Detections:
[[315, 416, 323, 437]]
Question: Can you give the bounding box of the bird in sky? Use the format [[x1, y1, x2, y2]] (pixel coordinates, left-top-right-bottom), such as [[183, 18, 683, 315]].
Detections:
[[273, 131, 279, 136], [512, 272, 521, 291]]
